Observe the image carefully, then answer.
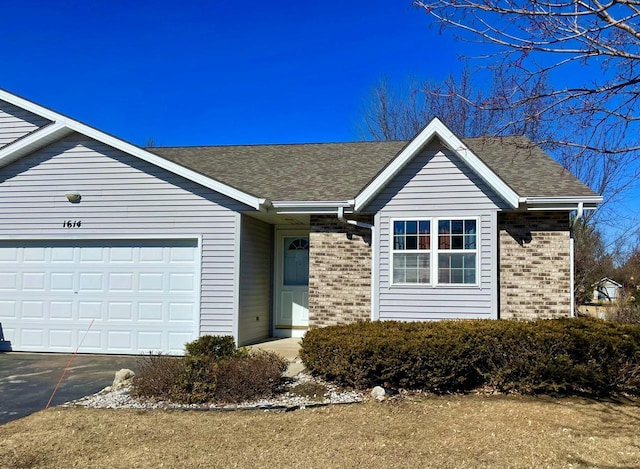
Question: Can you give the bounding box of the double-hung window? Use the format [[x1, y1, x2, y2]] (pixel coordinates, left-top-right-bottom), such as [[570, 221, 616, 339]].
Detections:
[[437, 219, 477, 284], [392, 220, 430, 284], [391, 218, 477, 285]]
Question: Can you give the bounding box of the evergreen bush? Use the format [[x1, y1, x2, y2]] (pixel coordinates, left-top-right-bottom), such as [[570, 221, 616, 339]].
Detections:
[[300, 318, 640, 396]]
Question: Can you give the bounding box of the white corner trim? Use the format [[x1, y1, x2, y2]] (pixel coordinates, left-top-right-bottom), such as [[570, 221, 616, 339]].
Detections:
[[354, 117, 520, 211], [0, 88, 266, 211]]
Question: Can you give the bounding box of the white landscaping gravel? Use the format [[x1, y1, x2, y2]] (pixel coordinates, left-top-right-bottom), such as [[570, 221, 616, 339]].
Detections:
[[64, 372, 364, 411]]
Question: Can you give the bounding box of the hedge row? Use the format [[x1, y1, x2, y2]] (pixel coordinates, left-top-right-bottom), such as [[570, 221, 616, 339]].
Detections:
[[299, 318, 640, 396]]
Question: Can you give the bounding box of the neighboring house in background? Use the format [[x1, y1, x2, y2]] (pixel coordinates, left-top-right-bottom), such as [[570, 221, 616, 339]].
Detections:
[[0, 88, 602, 354], [593, 278, 624, 302]]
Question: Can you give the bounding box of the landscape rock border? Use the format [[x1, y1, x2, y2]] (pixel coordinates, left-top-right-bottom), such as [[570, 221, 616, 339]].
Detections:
[[64, 370, 364, 412]]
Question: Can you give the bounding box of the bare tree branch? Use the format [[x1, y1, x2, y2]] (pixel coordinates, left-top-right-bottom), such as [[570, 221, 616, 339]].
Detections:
[[413, 0, 640, 155]]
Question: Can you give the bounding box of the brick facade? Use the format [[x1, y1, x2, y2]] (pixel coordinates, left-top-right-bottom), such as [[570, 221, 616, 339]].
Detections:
[[499, 212, 571, 319], [308, 215, 372, 327]]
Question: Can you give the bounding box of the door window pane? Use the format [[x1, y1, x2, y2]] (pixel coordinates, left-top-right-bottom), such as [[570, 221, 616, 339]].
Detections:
[[283, 237, 309, 286]]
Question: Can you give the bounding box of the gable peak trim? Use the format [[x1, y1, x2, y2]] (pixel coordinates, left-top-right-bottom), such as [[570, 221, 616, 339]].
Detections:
[[354, 117, 521, 211]]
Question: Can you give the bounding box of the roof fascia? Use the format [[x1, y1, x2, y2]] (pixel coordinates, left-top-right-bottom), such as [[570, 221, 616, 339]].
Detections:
[[523, 196, 602, 212], [0, 123, 74, 168], [270, 200, 354, 215], [0, 88, 265, 211], [523, 196, 603, 205], [354, 118, 520, 211]]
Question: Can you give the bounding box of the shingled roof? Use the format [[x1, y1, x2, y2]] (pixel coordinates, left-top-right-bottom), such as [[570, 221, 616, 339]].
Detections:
[[147, 136, 598, 202]]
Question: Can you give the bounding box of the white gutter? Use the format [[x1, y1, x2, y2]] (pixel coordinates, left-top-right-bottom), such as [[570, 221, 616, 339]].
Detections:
[[270, 200, 353, 214], [337, 206, 376, 321], [337, 206, 373, 230]]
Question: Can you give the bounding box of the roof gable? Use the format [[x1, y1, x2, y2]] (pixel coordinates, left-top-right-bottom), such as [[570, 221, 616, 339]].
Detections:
[[354, 118, 520, 211], [0, 88, 265, 210]]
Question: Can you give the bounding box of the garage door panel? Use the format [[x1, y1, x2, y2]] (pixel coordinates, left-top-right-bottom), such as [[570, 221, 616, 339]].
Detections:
[[22, 301, 45, 318], [50, 272, 73, 291], [23, 248, 45, 262], [23, 272, 46, 291], [0, 273, 17, 290], [79, 273, 103, 291], [21, 328, 44, 348], [109, 273, 134, 292], [139, 302, 163, 321], [79, 247, 104, 262], [51, 301, 73, 319], [0, 239, 199, 354], [170, 273, 195, 292], [0, 300, 16, 318], [51, 246, 74, 262], [49, 329, 73, 347]]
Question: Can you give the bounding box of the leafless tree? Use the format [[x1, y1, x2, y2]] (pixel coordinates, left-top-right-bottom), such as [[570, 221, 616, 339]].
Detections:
[[413, 0, 640, 156]]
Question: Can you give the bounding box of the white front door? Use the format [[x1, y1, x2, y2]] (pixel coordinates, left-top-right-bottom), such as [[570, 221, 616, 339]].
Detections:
[[274, 232, 309, 337]]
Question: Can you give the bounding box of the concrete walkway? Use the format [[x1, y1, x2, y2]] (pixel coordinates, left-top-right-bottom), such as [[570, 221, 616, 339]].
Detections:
[[248, 338, 305, 377], [248, 337, 302, 361]]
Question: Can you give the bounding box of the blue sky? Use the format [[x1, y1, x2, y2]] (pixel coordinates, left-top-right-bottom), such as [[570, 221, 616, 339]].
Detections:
[[3, 1, 464, 146], [3, 1, 638, 246]]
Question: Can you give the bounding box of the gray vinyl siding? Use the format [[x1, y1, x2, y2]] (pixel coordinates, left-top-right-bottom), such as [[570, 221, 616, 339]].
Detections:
[[0, 100, 51, 148], [367, 141, 506, 321], [0, 132, 251, 338], [238, 215, 273, 346]]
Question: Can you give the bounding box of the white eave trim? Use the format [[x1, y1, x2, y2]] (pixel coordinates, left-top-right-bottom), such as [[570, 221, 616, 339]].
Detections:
[[0, 123, 73, 167], [522, 196, 602, 211], [354, 117, 521, 211], [270, 200, 354, 214], [0, 88, 266, 211]]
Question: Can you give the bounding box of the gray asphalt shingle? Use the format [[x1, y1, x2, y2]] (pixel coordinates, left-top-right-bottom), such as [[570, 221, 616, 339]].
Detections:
[[147, 136, 598, 202]]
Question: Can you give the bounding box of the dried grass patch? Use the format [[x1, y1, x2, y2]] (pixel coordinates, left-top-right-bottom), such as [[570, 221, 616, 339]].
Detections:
[[1, 395, 639, 468]]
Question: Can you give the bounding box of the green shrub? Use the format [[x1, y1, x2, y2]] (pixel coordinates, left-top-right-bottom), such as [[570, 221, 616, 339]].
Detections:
[[213, 351, 288, 403], [300, 318, 640, 396], [132, 337, 288, 404], [185, 335, 238, 360], [131, 354, 185, 400]]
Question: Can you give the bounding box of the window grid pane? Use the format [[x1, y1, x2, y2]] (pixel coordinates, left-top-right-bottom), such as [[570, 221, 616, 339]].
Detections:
[[392, 253, 430, 284]]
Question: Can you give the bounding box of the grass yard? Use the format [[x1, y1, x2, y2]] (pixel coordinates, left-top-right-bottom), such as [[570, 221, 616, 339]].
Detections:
[[2, 394, 639, 469]]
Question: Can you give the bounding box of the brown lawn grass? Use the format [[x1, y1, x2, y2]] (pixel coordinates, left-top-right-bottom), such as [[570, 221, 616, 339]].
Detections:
[[1, 394, 639, 469]]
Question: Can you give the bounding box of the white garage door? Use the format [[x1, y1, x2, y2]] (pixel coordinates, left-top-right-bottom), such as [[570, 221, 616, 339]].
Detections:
[[0, 239, 199, 354]]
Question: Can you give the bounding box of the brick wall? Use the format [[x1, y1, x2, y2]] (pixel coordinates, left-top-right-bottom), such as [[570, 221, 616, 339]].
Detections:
[[308, 215, 372, 327], [499, 212, 571, 319]]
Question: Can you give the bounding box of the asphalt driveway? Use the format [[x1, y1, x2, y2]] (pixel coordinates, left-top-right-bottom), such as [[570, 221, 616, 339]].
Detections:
[[0, 353, 144, 425]]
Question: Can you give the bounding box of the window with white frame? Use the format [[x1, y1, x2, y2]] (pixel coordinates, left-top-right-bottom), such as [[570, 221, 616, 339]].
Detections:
[[391, 218, 477, 285], [437, 219, 477, 284], [392, 220, 430, 284]]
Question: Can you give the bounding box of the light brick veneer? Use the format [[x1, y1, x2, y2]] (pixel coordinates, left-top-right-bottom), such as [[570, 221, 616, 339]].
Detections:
[[308, 215, 372, 327], [499, 212, 571, 319]]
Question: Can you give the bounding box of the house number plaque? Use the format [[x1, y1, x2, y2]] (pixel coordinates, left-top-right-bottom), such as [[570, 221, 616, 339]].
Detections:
[[62, 220, 82, 228]]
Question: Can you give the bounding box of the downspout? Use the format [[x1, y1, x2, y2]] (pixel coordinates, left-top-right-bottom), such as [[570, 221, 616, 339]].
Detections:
[[569, 202, 584, 318], [337, 207, 376, 321]]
